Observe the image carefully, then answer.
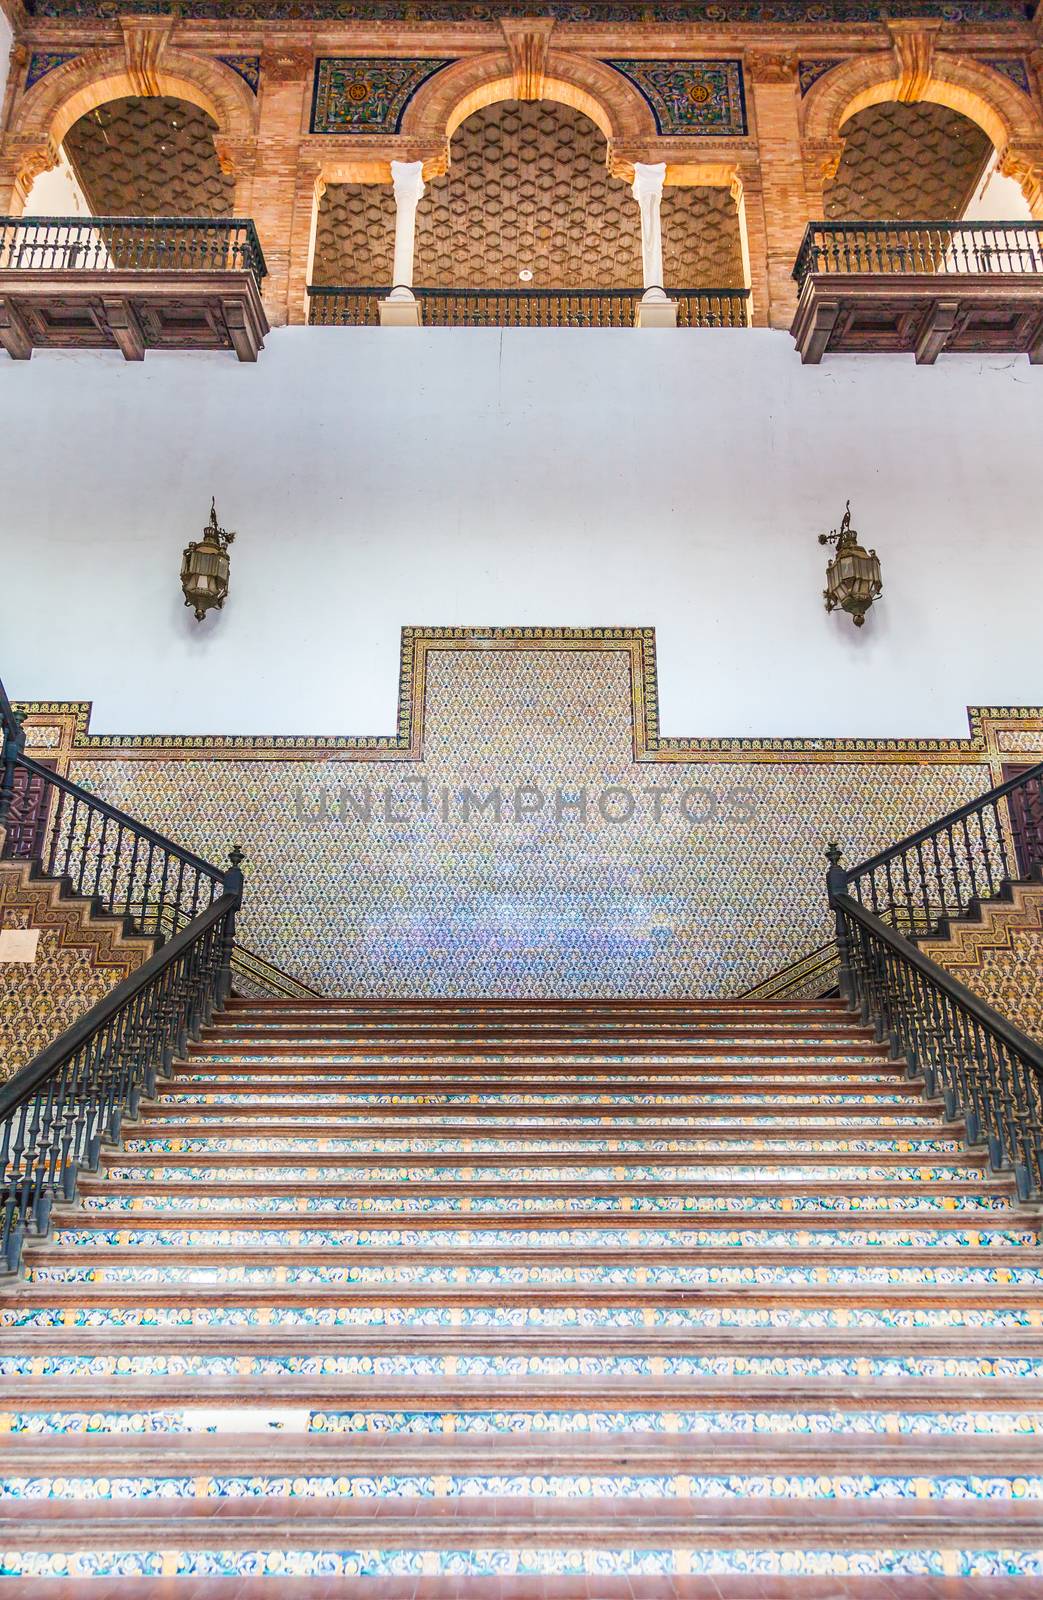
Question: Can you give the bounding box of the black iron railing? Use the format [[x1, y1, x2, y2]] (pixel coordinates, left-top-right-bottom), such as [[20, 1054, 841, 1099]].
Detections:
[[794, 221, 1043, 286], [307, 285, 750, 329], [838, 762, 1043, 940], [0, 216, 267, 287], [0, 888, 240, 1270], [0, 676, 244, 1271], [0, 742, 226, 940], [827, 878, 1043, 1202]]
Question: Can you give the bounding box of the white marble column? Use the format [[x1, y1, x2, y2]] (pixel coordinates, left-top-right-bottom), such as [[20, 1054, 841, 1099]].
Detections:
[[631, 161, 676, 328], [380, 159, 426, 326]]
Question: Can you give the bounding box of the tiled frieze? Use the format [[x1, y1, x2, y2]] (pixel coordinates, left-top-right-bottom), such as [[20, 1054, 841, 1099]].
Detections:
[[310, 58, 455, 135], [17, 2, 1034, 21], [16, 629, 1042, 1000], [604, 60, 747, 139]]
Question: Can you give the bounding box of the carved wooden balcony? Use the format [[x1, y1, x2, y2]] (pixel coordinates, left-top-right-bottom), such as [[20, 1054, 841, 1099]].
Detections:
[[307, 285, 751, 329], [791, 221, 1043, 365], [0, 217, 269, 362]]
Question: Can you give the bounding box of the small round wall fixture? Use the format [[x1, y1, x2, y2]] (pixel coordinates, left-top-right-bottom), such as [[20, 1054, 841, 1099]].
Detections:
[[818, 501, 882, 628], [181, 499, 236, 622]]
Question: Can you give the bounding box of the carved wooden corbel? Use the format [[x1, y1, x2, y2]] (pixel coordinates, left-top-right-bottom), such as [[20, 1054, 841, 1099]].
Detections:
[[500, 18, 555, 102], [120, 17, 173, 99], [887, 20, 942, 104]]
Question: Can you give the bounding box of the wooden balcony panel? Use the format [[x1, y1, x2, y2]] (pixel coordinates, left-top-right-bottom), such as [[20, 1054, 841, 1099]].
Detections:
[[791, 272, 1043, 365], [0, 269, 269, 362]]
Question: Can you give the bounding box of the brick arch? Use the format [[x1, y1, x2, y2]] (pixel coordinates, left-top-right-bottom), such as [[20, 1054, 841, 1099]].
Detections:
[[10, 46, 257, 151], [801, 48, 1043, 155], [399, 50, 657, 147]]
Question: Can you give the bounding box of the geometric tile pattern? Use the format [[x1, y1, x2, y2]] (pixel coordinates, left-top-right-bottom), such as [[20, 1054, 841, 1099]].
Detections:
[[314, 101, 745, 291], [62, 96, 234, 219], [0, 860, 152, 1078], [826, 101, 992, 224], [310, 57, 453, 134], [604, 59, 747, 137], [24, 635, 1034, 997], [919, 881, 1043, 1043]]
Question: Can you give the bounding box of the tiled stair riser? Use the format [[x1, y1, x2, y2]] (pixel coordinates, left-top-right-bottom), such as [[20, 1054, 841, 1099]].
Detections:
[[45, 1224, 1042, 1249], [6, 1305, 1041, 1331], [22, 1262, 1043, 1288], [74, 1191, 1020, 1214], [4, 1408, 1042, 1437], [5, 997, 1042, 1587], [2, 1547, 1042, 1579], [5, 1353, 1043, 1380], [3, 1469, 1043, 1501]]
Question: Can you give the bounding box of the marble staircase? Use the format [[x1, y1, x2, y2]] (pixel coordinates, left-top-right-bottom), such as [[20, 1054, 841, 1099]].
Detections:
[[1, 996, 1042, 1591]]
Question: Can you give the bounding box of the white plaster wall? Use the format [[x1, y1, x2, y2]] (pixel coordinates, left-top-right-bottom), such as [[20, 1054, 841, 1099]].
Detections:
[[963, 151, 1034, 222], [0, 327, 1040, 740], [21, 150, 91, 216]]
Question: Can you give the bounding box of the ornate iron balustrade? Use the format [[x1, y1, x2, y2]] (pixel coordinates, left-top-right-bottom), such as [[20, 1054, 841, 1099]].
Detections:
[[0, 676, 244, 1272], [0, 752, 225, 940], [794, 221, 1043, 286], [836, 762, 1043, 940], [0, 216, 267, 287], [0, 887, 241, 1272], [827, 879, 1043, 1202], [307, 285, 750, 328]]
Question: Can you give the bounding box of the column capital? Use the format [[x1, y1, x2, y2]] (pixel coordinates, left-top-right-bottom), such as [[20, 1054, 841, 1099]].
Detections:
[[213, 135, 259, 180], [260, 46, 315, 85], [998, 139, 1043, 217], [0, 135, 59, 212], [802, 137, 845, 190], [744, 52, 800, 87], [631, 161, 667, 203], [391, 158, 426, 207]]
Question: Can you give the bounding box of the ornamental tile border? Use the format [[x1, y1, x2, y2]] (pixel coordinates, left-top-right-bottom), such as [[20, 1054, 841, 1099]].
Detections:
[[311, 57, 455, 136], [12, 626, 1043, 767], [605, 59, 747, 139], [798, 59, 844, 98], [216, 54, 261, 95], [977, 56, 1033, 97], [24, 51, 78, 91], [18, 2, 1037, 25]]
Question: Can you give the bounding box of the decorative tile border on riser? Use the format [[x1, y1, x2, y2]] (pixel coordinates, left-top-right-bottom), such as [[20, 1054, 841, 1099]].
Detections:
[[2, 1546, 1042, 1580], [3, 1470, 1043, 1503]]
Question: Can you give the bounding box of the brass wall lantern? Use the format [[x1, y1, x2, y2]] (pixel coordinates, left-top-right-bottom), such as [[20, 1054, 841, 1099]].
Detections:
[[818, 501, 882, 628], [181, 499, 236, 622]]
